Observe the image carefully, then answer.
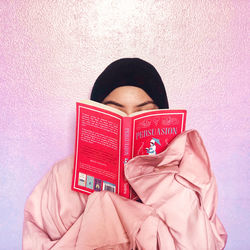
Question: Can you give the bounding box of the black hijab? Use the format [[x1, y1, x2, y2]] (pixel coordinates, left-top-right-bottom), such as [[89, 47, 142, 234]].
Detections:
[[90, 58, 169, 109]]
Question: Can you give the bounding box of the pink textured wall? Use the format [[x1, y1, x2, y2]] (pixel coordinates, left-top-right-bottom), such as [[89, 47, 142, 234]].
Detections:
[[0, 1, 249, 248]]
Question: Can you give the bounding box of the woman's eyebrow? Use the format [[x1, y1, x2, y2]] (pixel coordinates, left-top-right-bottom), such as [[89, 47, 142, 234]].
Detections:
[[103, 100, 155, 108], [102, 101, 124, 107], [136, 101, 155, 107]]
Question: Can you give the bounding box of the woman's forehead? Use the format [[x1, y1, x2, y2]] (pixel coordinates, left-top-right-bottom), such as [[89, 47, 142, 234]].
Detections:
[[102, 86, 158, 115]]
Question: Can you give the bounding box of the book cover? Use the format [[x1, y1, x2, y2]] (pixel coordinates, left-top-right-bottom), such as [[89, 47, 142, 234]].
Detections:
[[72, 100, 186, 199]]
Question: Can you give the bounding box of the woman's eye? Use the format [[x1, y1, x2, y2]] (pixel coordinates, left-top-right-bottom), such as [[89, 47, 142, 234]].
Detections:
[[140, 104, 157, 111]]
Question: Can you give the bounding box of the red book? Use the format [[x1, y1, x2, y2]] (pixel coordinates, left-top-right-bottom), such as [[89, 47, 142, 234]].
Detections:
[[72, 100, 187, 199]]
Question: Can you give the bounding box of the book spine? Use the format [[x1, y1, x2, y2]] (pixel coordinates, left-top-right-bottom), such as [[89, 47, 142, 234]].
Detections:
[[119, 117, 132, 198]]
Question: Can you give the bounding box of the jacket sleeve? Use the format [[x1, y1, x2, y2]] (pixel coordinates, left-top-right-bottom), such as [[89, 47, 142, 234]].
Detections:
[[125, 130, 227, 250], [22, 157, 88, 250]]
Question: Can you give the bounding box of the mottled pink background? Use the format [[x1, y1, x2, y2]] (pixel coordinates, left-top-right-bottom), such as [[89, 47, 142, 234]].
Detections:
[[0, 1, 249, 249]]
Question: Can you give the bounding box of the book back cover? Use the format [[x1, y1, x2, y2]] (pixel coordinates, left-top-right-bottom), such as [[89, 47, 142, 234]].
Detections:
[[72, 102, 123, 195]]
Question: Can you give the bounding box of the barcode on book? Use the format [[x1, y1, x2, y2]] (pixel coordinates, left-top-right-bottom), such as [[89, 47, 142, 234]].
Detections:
[[103, 181, 116, 193]]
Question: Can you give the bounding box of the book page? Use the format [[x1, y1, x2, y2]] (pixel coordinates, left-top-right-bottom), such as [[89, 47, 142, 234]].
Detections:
[[131, 110, 186, 157], [73, 103, 122, 195]]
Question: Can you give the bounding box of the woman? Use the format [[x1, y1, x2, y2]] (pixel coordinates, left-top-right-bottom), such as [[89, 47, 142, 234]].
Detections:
[[23, 58, 227, 249]]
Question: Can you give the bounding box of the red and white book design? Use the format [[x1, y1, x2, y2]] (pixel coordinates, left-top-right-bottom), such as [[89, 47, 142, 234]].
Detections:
[[72, 100, 187, 199]]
